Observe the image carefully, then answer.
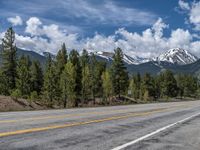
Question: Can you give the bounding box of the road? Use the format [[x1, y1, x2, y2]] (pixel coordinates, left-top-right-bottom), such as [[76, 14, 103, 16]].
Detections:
[[0, 100, 200, 150]]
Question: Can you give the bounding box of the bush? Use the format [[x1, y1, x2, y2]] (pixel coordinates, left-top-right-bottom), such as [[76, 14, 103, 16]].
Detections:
[[30, 91, 38, 102], [11, 89, 21, 100]]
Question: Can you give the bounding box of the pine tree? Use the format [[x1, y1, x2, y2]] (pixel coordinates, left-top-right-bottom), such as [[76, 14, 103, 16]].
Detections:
[[129, 76, 137, 99], [102, 70, 113, 104], [111, 48, 129, 98], [81, 65, 91, 104], [55, 43, 68, 75], [160, 70, 178, 98], [176, 74, 198, 97], [16, 55, 31, 98], [30, 60, 43, 95], [129, 73, 141, 100], [176, 74, 185, 98], [89, 54, 106, 104], [60, 62, 76, 107], [154, 75, 161, 100], [135, 73, 141, 99], [1, 27, 17, 91], [80, 49, 89, 68], [80, 49, 90, 104], [140, 73, 155, 101], [43, 54, 57, 106], [69, 50, 82, 98], [89, 53, 97, 101], [55, 43, 68, 102]]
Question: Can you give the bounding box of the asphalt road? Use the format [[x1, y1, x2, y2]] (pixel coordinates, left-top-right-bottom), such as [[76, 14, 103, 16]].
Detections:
[[0, 100, 200, 150]]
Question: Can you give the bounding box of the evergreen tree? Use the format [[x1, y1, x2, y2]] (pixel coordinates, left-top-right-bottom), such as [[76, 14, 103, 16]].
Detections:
[[80, 49, 90, 104], [55, 43, 68, 102], [60, 62, 76, 107], [1, 27, 17, 90], [154, 75, 161, 100], [140, 73, 155, 101], [69, 50, 82, 98], [111, 48, 129, 98], [30, 60, 43, 95], [43, 54, 57, 106], [80, 49, 89, 68], [102, 70, 113, 103], [89, 54, 106, 103], [129, 76, 137, 99], [94, 61, 106, 96], [81, 65, 91, 104], [55, 43, 68, 76], [16, 55, 31, 97], [176, 74, 198, 98], [129, 73, 141, 100], [176, 74, 185, 98], [160, 70, 178, 98], [135, 73, 141, 99], [89, 53, 97, 101]]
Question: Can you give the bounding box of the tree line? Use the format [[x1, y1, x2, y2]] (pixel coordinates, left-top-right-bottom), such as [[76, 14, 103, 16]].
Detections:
[[129, 71, 199, 101], [0, 28, 199, 108]]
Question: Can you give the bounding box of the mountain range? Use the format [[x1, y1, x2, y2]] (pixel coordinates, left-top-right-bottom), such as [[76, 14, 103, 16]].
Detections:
[[0, 45, 200, 76], [93, 48, 200, 76], [94, 48, 198, 66]]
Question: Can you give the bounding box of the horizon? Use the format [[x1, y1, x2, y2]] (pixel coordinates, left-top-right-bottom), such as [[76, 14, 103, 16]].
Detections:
[[0, 0, 200, 58]]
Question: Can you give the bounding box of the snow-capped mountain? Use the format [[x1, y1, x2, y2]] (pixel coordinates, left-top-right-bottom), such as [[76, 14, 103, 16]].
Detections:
[[93, 51, 149, 65], [155, 48, 198, 65], [93, 48, 199, 65]]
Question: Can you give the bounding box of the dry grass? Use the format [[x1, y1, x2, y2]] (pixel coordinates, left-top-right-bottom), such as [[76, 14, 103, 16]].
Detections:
[[0, 95, 46, 112]]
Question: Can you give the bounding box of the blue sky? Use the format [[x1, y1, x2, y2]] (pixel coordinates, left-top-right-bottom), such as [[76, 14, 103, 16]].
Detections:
[[0, 0, 200, 58]]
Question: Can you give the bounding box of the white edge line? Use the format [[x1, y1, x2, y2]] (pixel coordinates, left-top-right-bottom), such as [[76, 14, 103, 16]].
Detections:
[[111, 112, 200, 150]]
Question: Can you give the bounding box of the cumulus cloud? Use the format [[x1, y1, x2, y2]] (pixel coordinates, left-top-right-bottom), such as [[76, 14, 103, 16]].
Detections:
[[7, 16, 23, 26], [189, 1, 200, 30], [21, 17, 81, 54], [178, 0, 200, 30], [1, 17, 200, 58], [25, 17, 42, 36], [178, 0, 190, 10], [84, 18, 200, 58]]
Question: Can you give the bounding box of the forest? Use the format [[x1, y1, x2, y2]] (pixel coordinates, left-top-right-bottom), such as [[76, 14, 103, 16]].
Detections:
[[0, 27, 199, 108]]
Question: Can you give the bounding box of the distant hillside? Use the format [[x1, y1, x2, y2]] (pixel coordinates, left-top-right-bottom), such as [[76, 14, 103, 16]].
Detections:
[[0, 45, 47, 67], [126, 60, 200, 76]]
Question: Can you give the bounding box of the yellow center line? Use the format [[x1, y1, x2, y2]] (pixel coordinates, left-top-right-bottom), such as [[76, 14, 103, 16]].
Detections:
[[0, 104, 189, 124], [0, 108, 167, 138], [0, 108, 165, 124]]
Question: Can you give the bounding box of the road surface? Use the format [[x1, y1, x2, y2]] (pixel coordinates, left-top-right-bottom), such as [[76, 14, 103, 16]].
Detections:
[[0, 100, 200, 150]]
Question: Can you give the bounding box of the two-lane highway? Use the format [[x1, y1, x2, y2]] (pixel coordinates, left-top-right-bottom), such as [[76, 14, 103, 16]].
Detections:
[[0, 100, 200, 150]]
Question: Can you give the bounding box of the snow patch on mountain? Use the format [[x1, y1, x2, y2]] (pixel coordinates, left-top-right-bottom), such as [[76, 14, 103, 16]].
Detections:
[[155, 48, 198, 65], [93, 51, 149, 65]]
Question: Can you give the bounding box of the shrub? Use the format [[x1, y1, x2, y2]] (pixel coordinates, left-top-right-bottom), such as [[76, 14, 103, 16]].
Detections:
[[11, 89, 21, 100]]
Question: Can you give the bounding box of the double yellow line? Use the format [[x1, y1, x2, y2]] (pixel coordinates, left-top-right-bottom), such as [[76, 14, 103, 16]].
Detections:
[[0, 104, 190, 138], [0, 107, 164, 124], [0, 108, 166, 138]]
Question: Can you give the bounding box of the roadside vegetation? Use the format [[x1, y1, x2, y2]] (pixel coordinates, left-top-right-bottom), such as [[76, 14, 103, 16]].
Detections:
[[0, 28, 200, 110]]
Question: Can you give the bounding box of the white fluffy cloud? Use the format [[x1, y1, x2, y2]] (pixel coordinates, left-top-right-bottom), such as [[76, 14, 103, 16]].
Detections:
[[178, 0, 200, 30], [7, 16, 23, 26], [83, 18, 200, 58], [25, 17, 42, 36], [19, 17, 81, 54], [2, 16, 200, 58], [178, 0, 190, 10], [189, 1, 200, 30]]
